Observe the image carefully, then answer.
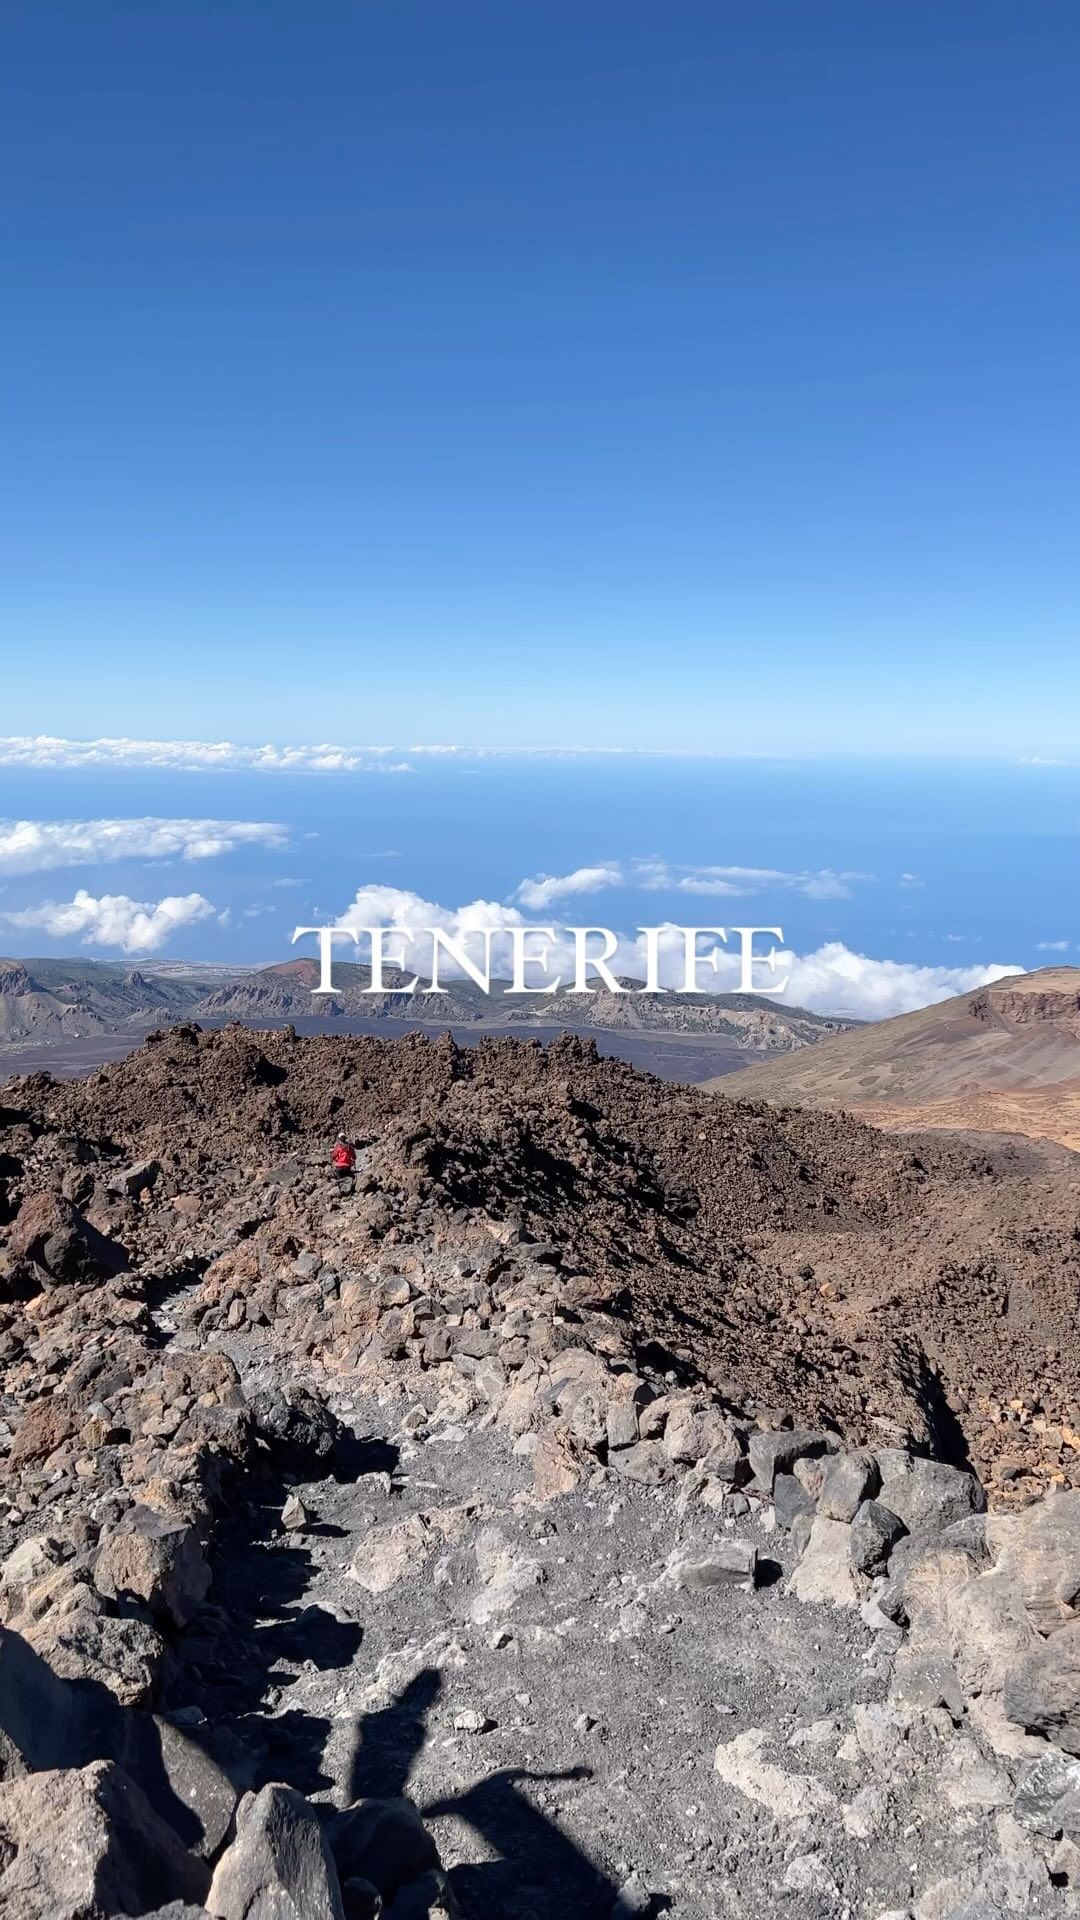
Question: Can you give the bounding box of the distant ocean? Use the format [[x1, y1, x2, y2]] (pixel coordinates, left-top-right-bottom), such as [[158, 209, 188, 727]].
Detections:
[[2, 755, 1077, 983]]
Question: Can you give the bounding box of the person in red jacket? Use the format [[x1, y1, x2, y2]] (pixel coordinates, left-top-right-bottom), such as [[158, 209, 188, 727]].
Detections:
[[331, 1136, 356, 1186]]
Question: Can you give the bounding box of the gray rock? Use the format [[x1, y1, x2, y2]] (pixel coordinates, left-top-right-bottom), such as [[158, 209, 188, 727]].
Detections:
[[818, 1449, 879, 1522], [1013, 1746, 1080, 1838], [890, 1652, 966, 1716], [849, 1500, 907, 1578], [119, 1715, 238, 1860], [108, 1157, 161, 1198], [0, 1624, 234, 1856], [28, 1604, 165, 1707], [280, 1493, 311, 1533], [208, 1782, 345, 1919], [0, 1759, 210, 1920], [748, 1428, 834, 1492], [669, 1542, 759, 1591], [789, 1510, 815, 1564], [249, 1385, 346, 1472], [773, 1472, 816, 1532], [605, 1401, 640, 1452], [1003, 1618, 1080, 1754], [611, 1869, 654, 1915], [329, 1796, 441, 1899], [788, 1515, 859, 1607], [384, 1869, 456, 1917], [876, 1453, 985, 1538], [610, 1440, 672, 1486]]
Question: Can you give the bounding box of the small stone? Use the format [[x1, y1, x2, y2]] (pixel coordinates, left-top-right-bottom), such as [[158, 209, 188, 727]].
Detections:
[[280, 1493, 310, 1533], [453, 1708, 493, 1734], [611, 1870, 653, 1916]]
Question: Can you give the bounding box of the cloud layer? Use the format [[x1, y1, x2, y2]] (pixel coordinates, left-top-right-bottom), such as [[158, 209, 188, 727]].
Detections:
[[514, 858, 864, 907], [4, 890, 217, 954], [324, 882, 1020, 1019], [0, 737, 415, 773], [0, 817, 286, 876]]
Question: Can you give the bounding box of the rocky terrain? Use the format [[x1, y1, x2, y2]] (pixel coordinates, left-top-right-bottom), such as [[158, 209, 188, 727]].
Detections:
[[0, 956, 854, 1059], [2, 1023, 1080, 1918], [717, 967, 1080, 1150]]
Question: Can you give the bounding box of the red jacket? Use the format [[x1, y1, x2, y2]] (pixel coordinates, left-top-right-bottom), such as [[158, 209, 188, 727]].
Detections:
[[332, 1142, 356, 1171]]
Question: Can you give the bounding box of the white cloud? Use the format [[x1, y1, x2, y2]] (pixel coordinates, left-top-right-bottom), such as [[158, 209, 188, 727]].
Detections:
[[1037, 939, 1070, 952], [4, 889, 217, 954], [316, 883, 1021, 1019], [0, 817, 286, 876], [513, 858, 865, 905], [514, 865, 623, 910], [0, 736, 414, 774]]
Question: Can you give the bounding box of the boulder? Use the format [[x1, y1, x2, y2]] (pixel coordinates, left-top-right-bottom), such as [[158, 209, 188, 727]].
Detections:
[[329, 1796, 441, 1899], [773, 1473, 816, 1532], [118, 1714, 239, 1860], [605, 1401, 639, 1452], [987, 1488, 1080, 1636], [0, 1623, 236, 1859], [207, 1782, 345, 1920], [383, 1868, 457, 1917], [748, 1428, 834, 1492], [108, 1157, 161, 1198], [876, 1453, 985, 1538], [249, 1384, 346, 1472], [662, 1399, 745, 1474], [7, 1190, 128, 1287], [788, 1516, 859, 1608], [28, 1605, 165, 1707], [1013, 1747, 1080, 1839], [609, 1440, 672, 1486], [849, 1500, 907, 1578], [94, 1505, 211, 1629], [818, 1449, 879, 1522], [1003, 1618, 1080, 1754], [8, 1394, 79, 1468], [0, 1759, 210, 1919]]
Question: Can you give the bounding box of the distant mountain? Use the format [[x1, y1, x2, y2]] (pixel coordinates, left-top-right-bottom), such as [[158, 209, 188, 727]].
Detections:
[[0, 957, 227, 1045], [713, 966, 1080, 1150], [193, 959, 855, 1048], [0, 954, 857, 1058]]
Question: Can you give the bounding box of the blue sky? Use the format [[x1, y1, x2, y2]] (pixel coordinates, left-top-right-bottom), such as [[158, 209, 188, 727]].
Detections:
[[4, 2, 1080, 754]]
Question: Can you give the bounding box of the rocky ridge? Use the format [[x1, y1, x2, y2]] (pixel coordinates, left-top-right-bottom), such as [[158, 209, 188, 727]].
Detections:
[[1, 1024, 1080, 1916]]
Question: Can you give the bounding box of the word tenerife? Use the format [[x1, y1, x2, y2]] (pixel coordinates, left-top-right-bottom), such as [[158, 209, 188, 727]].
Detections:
[[292, 924, 791, 996]]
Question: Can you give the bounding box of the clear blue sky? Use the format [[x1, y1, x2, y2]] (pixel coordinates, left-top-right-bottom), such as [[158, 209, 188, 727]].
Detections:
[[4, 2, 1078, 754]]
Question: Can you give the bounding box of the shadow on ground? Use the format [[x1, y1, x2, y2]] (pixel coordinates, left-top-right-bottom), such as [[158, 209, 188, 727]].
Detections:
[[351, 1664, 656, 1920]]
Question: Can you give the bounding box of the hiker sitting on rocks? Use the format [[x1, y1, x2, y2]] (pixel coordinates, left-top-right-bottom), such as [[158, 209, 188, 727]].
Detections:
[[331, 1136, 356, 1188]]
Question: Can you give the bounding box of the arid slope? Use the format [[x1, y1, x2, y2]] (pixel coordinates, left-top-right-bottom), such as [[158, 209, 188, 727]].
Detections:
[[712, 966, 1080, 1149]]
